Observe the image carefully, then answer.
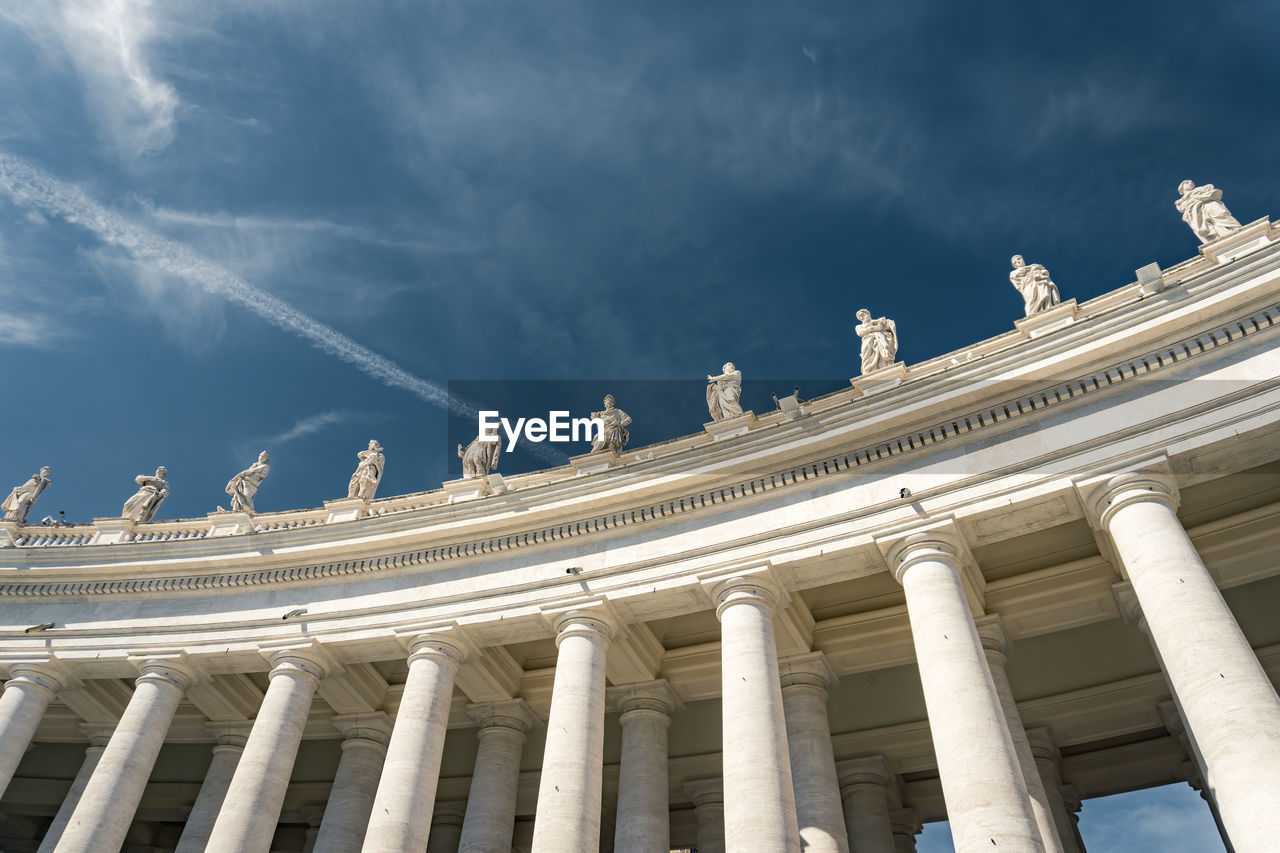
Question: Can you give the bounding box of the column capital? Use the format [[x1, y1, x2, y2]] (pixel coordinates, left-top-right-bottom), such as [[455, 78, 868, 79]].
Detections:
[[608, 678, 683, 718], [129, 650, 202, 690], [700, 565, 787, 619], [778, 650, 837, 692], [973, 613, 1012, 658], [432, 799, 468, 828], [542, 596, 622, 646], [874, 517, 967, 584], [837, 754, 894, 790], [683, 776, 723, 808], [1073, 455, 1179, 530], [1024, 727, 1061, 765], [78, 722, 116, 747], [465, 698, 541, 733], [0, 654, 79, 695], [330, 711, 393, 747], [394, 621, 478, 667], [889, 807, 922, 838], [1111, 580, 1148, 632], [257, 639, 337, 683], [205, 720, 255, 749]]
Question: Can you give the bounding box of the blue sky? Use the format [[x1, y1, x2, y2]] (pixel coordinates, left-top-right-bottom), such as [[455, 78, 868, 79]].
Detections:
[[0, 2, 1270, 844]]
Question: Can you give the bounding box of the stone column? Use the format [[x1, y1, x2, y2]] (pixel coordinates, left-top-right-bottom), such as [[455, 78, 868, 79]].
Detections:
[[879, 524, 1045, 853], [889, 809, 922, 853], [312, 712, 392, 853], [36, 725, 112, 853], [531, 607, 616, 853], [684, 778, 725, 853], [173, 722, 253, 853], [511, 818, 535, 853], [458, 700, 537, 853], [362, 628, 473, 853], [975, 615, 1065, 853], [780, 653, 846, 853], [1025, 729, 1086, 853], [426, 800, 468, 853], [1081, 465, 1280, 848], [55, 654, 197, 853], [837, 756, 895, 853], [206, 644, 332, 853], [712, 573, 800, 852], [0, 658, 73, 799], [612, 680, 681, 853]]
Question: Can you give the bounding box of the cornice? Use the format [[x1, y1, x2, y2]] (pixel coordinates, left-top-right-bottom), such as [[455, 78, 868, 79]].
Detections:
[[3, 295, 1280, 600]]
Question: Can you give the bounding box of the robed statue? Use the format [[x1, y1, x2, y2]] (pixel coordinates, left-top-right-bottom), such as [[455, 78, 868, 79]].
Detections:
[[706, 363, 744, 421], [855, 309, 898, 375], [458, 431, 502, 480], [348, 440, 385, 500], [2, 467, 52, 524], [1010, 255, 1061, 317], [226, 451, 271, 514], [122, 467, 169, 523], [591, 394, 631, 453], [1176, 180, 1242, 244]]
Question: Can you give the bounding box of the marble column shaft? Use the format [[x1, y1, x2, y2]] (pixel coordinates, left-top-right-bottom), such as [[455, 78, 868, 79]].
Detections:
[[613, 681, 680, 853], [205, 648, 329, 853], [976, 616, 1066, 853], [0, 660, 70, 799], [1026, 729, 1086, 853], [36, 726, 112, 853], [426, 801, 468, 853], [173, 724, 252, 853], [1088, 470, 1280, 849], [838, 756, 896, 853], [54, 657, 195, 853], [362, 631, 470, 853], [685, 778, 726, 853], [312, 713, 392, 853], [884, 528, 1045, 853], [531, 610, 614, 853], [780, 653, 847, 853], [458, 700, 537, 853], [715, 575, 800, 853]]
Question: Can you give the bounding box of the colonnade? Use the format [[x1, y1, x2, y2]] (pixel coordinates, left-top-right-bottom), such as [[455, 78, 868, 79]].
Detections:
[[1, 464, 1279, 852]]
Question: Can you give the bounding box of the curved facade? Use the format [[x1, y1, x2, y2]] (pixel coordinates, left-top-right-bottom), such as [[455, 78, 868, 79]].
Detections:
[[2, 218, 1280, 852]]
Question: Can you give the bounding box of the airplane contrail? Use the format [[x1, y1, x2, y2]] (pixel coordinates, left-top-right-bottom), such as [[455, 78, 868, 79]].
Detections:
[[0, 151, 570, 466]]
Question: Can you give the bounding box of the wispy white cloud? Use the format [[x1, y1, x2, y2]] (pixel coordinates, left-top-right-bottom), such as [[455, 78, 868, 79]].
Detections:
[[259, 410, 348, 446], [0, 150, 451, 406], [1, 0, 179, 157], [0, 311, 67, 348]]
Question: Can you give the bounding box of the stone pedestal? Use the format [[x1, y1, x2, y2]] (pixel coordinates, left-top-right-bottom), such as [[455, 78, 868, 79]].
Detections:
[[531, 605, 617, 852], [88, 517, 134, 544], [1015, 299, 1078, 340], [851, 363, 907, 396], [780, 653, 846, 853], [879, 524, 1045, 853], [206, 511, 254, 537], [323, 497, 369, 524], [570, 450, 621, 476], [363, 627, 474, 853], [443, 477, 492, 503], [1200, 217, 1275, 265], [0, 520, 18, 547], [710, 572, 800, 852], [703, 411, 757, 441]]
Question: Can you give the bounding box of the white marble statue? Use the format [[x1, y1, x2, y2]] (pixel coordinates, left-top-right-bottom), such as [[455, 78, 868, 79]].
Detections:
[[347, 440, 385, 500], [1176, 179, 1242, 244], [591, 394, 632, 453], [226, 451, 270, 514], [706, 362, 744, 421], [855, 309, 898, 375], [458, 432, 502, 480], [122, 467, 169, 522], [1010, 255, 1061, 317], [2, 466, 52, 524]]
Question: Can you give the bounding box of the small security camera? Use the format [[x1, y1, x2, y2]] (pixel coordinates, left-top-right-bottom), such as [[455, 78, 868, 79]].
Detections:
[[281, 608, 308, 620], [899, 487, 912, 499], [565, 567, 583, 576], [24, 622, 55, 633]]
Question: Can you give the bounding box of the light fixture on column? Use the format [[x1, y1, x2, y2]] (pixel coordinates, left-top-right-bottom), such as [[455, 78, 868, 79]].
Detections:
[[24, 622, 55, 633], [565, 567, 583, 576], [899, 487, 913, 499], [281, 607, 308, 620]]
